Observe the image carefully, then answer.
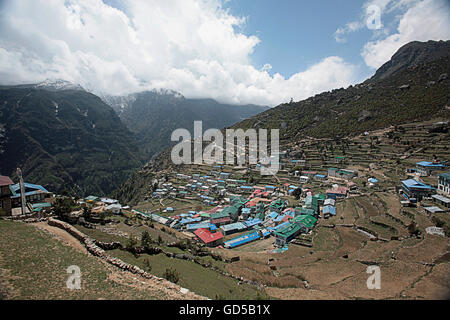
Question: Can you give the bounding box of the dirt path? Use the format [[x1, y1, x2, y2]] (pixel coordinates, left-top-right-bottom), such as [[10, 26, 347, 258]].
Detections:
[[31, 222, 205, 300], [34, 222, 87, 254]]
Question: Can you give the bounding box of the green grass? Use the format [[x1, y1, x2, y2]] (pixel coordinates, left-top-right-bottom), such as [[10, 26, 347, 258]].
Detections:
[[312, 227, 342, 251], [73, 221, 262, 299], [108, 249, 268, 300], [0, 220, 162, 300]]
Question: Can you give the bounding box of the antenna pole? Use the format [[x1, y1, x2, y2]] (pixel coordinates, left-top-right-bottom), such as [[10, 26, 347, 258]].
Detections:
[[17, 168, 26, 215]]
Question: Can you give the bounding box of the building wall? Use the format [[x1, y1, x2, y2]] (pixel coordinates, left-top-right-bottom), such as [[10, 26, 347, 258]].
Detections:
[[438, 176, 450, 195], [0, 197, 12, 216], [402, 186, 434, 200], [11, 193, 49, 207], [0, 185, 12, 215]]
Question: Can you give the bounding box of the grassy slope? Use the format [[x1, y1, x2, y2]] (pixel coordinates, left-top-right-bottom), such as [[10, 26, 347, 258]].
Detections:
[[0, 220, 163, 300], [72, 221, 269, 300]]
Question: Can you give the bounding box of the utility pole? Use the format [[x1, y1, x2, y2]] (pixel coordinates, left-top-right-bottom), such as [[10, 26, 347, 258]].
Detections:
[[17, 168, 26, 215]]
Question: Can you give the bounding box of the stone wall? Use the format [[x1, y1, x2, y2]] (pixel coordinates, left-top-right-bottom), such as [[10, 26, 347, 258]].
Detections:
[[47, 218, 263, 292], [47, 218, 203, 299]]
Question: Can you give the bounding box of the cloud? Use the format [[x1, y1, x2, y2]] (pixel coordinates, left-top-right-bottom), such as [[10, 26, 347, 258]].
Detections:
[[362, 0, 450, 69], [335, 21, 365, 43], [0, 0, 360, 106], [334, 0, 449, 70]]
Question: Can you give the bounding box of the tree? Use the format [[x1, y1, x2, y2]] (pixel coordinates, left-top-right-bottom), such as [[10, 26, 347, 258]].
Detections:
[[53, 197, 75, 222], [82, 206, 92, 222], [292, 188, 302, 200], [157, 235, 163, 245], [141, 230, 152, 250], [126, 235, 138, 253]]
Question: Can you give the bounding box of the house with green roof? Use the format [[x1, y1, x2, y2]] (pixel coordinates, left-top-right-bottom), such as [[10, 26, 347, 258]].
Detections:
[[211, 210, 229, 220], [292, 215, 317, 230], [273, 214, 317, 247], [295, 207, 315, 217], [313, 193, 326, 206], [85, 196, 99, 202], [269, 199, 286, 213], [274, 222, 302, 247], [218, 205, 240, 221]]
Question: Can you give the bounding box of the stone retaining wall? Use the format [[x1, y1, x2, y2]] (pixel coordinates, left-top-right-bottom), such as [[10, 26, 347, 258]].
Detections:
[[47, 218, 203, 299], [48, 218, 264, 291]]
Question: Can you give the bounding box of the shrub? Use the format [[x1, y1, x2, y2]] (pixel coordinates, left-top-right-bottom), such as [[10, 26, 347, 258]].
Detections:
[[143, 258, 152, 272], [126, 236, 138, 252], [163, 268, 179, 284]]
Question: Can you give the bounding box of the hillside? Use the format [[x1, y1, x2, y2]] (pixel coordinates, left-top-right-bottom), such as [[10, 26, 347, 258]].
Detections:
[[231, 40, 449, 142], [103, 90, 269, 159], [113, 40, 450, 205], [0, 219, 201, 300], [0, 84, 143, 196]]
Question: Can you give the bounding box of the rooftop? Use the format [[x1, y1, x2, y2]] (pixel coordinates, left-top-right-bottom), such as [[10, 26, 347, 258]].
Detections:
[[402, 179, 434, 190], [0, 176, 14, 187], [431, 194, 450, 204], [416, 161, 445, 168], [10, 182, 49, 197], [194, 228, 224, 244], [220, 222, 247, 232], [423, 206, 444, 214], [439, 173, 450, 180]]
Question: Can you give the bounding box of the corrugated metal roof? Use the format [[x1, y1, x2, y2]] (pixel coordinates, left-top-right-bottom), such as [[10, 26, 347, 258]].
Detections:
[[323, 205, 336, 215], [402, 179, 434, 190], [194, 228, 224, 244], [224, 231, 260, 248], [220, 222, 247, 232], [439, 173, 450, 179], [431, 194, 450, 204], [0, 176, 14, 187], [416, 161, 445, 167]]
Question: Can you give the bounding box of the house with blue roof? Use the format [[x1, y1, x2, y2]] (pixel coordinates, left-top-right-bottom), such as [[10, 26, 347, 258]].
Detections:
[[323, 205, 336, 219], [9, 182, 52, 207], [314, 174, 327, 181], [416, 161, 446, 176], [268, 211, 279, 220], [401, 179, 435, 201]]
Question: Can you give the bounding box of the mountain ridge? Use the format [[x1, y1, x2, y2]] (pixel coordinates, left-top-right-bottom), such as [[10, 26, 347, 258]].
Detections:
[[103, 90, 269, 159], [113, 40, 450, 205], [0, 86, 143, 196]]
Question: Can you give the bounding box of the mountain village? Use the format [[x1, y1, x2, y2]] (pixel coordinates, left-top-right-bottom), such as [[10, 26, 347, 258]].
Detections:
[[2, 120, 449, 256]]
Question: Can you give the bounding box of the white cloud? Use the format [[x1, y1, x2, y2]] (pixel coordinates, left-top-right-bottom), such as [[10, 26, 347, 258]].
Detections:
[[0, 0, 360, 106], [362, 0, 450, 69], [334, 21, 366, 43], [334, 0, 450, 69]]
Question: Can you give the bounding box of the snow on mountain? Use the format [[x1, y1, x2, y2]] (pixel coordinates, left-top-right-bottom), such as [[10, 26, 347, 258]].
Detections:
[[34, 79, 85, 92]]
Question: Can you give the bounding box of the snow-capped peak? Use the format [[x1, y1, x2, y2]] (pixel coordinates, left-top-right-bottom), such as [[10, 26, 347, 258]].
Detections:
[[34, 79, 85, 92], [150, 88, 184, 99]]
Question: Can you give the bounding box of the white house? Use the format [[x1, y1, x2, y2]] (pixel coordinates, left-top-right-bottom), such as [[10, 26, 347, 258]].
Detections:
[[299, 176, 310, 183]]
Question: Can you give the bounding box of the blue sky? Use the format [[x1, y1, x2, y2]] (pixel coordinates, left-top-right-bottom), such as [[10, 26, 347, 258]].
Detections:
[[1, 0, 449, 105], [225, 0, 372, 79]]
